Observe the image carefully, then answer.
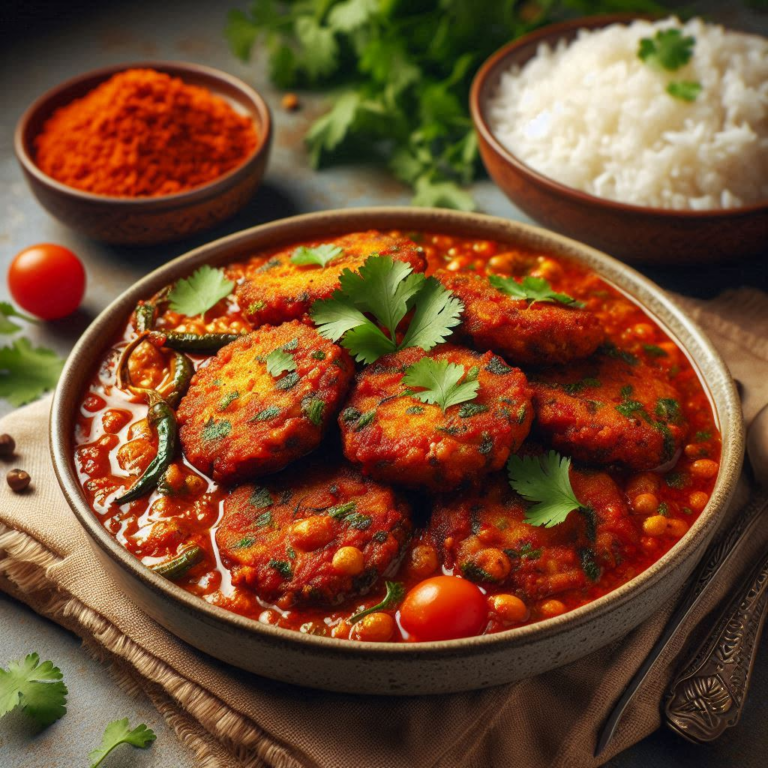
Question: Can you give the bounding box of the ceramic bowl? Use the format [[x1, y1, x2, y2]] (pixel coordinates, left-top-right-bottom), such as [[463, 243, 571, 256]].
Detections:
[[50, 208, 743, 695], [15, 61, 272, 246], [470, 15, 768, 265]]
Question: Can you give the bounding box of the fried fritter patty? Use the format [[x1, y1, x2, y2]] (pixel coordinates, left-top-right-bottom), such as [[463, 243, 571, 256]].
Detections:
[[435, 271, 604, 366], [428, 470, 637, 601], [339, 344, 533, 491], [177, 321, 353, 483], [531, 349, 687, 470], [216, 462, 412, 607], [235, 230, 426, 327]]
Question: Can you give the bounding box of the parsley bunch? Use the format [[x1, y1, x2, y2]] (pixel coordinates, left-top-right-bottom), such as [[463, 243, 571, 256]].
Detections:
[[227, 0, 670, 209]]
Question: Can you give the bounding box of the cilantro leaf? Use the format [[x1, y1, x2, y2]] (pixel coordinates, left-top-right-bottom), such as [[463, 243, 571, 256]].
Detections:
[[291, 244, 345, 268], [489, 275, 584, 308], [295, 17, 339, 81], [306, 91, 362, 168], [89, 718, 156, 767], [311, 255, 463, 364], [0, 338, 64, 406], [0, 652, 67, 727], [507, 451, 583, 528], [666, 80, 702, 102], [0, 302, 36, 334], [349, 581, 406, 624], [402, 358, 480, 412], [400, 277, 464, 352], [638, 29, 696, 71], [266, 348, 297, 377], [328, 0, 379, 32], [225, 9, 259, 61], [412, 175, 475, 211], [168, 266, 233, 317]]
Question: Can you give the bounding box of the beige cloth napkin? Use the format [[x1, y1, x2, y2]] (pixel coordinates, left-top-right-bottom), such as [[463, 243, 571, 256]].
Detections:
[[2, 288, 768, 768]]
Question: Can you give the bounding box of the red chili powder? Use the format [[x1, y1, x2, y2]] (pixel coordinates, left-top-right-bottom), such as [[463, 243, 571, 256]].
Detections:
[[34, 68, 259, 197]]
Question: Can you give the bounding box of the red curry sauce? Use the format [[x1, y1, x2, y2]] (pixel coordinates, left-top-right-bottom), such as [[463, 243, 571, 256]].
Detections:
[[74, 232, 720, 642]]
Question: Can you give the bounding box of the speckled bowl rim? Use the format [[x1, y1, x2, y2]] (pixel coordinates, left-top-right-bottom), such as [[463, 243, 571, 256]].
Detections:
[[14, 60, 272, 208], [50, 207, 744, 662], [469, 14, 768, 219]]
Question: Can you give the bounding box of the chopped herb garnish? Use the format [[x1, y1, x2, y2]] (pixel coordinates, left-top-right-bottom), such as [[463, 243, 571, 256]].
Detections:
[[311, 349, 327, 360], [233, 536, 255, 549], [202, 418, 231, 442], [282, 337, 299, 352], [564, 377, 601, 394], [255, 510, 274, 527], [266, 348, 297, 377], [402, 358, 479, 412], [341, 406, 362, 423], [405, 405, 425, 415], [485, 357, 511, 375], [275, 371, 300, 390], [656, 398, 682, 424], [311, 255, 463, 364], [287, 545, 297, 560], [349, 582, 406, 624], [579, 548, 601, 582], [345, 513, 372, 530], [461, 561, 495, 582], [620, 385, 634, 399], [303, 398, 325, 426], [580, 505, 598, 542], [372, 530, 389, 543], [327, 501, 357, 519], [616, 400, 648, 420], [247, 300, 265, 315], [459, 402, 489, 418], [489, 275, 583, 307], [249, 487, 274, 509], [218, 390, 240, 411], [269, 559, 293, 579], [252, 405, 281, 422], [291, 244, 345, 268], [695, 430, 712, 441], [507, 451, 583, 528], [643, 344, 668, 358], [665, 471, 688, 489], [355, 410, 376, 431], [657, 502, 669, 517], [478, 433, 494, 455], [602, 343, 638, 366]]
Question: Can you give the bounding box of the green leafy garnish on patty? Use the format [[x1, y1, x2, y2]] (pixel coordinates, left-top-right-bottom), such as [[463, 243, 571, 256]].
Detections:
[[489, 275, 583, 308], [266, 348, 297, 377], [291, 244, 345, 268], [168, 265, 234, 317], [311, 255, 463, 364], [303, 398, 325, 426], [507, 451, 584, 528], [402, 358, 479, 412], [202, 418, 231, 442], [269, 559, 293, 579]]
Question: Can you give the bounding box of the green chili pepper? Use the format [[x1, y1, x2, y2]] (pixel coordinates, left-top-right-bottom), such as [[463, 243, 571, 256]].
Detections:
[[115, 396, 178, 504], [134, 302, 156, 333], [149, 330, 242, 352], [150, 545, 203, 580], [165, 351, 194, 408]]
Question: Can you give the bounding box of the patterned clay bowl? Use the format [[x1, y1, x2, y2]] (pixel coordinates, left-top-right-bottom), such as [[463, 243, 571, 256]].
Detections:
[[470, 14, 768, 265], [50, 208, 743, 695], [15, 61, 272, 246]]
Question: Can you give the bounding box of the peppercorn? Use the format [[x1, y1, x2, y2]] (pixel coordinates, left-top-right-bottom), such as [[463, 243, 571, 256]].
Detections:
[[0, 434, 15, 458], [7, 469, 30, 492]]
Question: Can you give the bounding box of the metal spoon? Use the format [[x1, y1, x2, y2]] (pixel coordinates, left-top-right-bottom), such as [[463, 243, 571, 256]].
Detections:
[[664, 403, 768, 742], [594, 402, 768, 757]]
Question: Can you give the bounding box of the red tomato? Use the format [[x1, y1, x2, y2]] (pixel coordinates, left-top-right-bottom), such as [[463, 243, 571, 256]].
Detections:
[[399, 576, 488, 641], [8, 244, 86, 320]]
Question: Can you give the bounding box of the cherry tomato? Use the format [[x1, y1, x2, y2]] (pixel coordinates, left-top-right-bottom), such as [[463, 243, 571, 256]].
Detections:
[[399, 576, 487, 641], [8, 244, 86, 320]]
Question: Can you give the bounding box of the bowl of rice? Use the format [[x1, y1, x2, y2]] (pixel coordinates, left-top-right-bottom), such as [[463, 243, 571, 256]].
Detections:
[[470, 15, 768, 264]]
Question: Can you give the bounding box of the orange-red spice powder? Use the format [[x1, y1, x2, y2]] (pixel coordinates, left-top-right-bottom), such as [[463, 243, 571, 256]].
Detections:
[[34, 68, 259, 197]]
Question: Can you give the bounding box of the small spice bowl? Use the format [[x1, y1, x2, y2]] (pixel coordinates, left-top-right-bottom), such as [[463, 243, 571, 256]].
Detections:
[[15, 61, 272, 246], [470, 15, 768, 265]]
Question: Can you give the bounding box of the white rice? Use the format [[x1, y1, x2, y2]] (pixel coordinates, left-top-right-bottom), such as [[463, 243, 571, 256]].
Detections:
[[487, 17, 768, 210]]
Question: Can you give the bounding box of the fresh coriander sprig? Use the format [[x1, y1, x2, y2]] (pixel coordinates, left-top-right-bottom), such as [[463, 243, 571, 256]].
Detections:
[[489, 275, 583, 308], [349, 581, 406, 624], [0, 302, 37, 334], [402, 358, 479, 412], [168, 265, 234, 317], [0, 652, 68, 728], [311, 255, 463, 364], [638, 28, 701, 102], [0, 338, 65, 406], [507, 451, 583, 528], [89, 718, 156, 767], [291, 244, 345, 268]]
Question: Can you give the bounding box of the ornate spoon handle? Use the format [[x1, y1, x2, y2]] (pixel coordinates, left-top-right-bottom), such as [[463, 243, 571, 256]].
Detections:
[[594, 490, 768, 757], [664, 549, 768, 743]]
